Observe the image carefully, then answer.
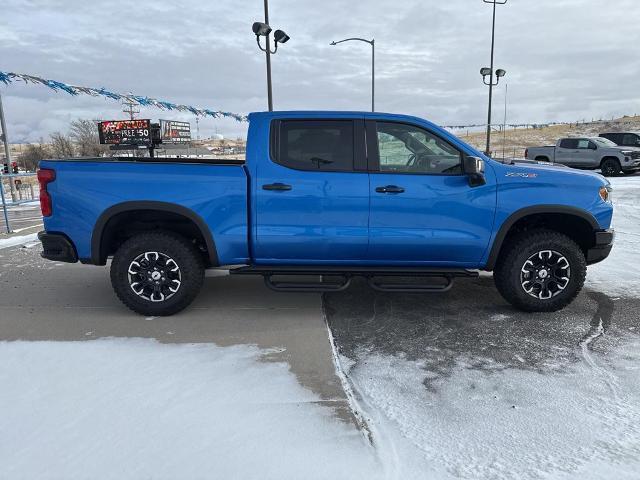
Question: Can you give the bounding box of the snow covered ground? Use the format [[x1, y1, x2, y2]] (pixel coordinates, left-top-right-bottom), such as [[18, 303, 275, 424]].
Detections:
[[0, 232, 38, 250], [587, 175, 640, 296], [0, 339, 383, 480], [338, 340, 640, 480]]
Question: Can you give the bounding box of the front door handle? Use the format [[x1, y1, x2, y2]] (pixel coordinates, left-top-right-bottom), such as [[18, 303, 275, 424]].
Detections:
[[262, 183, 292, 191], [375, 185, 405, 194]]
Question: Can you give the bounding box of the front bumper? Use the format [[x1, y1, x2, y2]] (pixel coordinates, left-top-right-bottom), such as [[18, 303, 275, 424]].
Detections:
[[586, 229, 614, 265], [38, 231, 78, 263], [622, 158, 640, 172]]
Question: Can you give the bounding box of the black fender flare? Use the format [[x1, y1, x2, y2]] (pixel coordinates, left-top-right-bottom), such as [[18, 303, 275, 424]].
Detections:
[[90, 201, 218, 266], [484, 205, 599, 271]]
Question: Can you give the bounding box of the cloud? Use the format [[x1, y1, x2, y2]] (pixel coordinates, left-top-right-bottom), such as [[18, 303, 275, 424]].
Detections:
[[1, 0, 639, 142]]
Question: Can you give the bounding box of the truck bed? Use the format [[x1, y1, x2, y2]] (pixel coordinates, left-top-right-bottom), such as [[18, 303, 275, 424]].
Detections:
[[39, 158, 249, 265]]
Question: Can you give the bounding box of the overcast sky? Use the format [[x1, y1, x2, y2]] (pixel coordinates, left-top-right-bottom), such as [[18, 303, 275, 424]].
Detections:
[[1, 0, 638, 142]]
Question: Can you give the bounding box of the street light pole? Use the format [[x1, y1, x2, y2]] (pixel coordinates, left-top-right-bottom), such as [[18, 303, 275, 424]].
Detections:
[[252, 2, 290, 112], [330, 37, 375, 112], [263, 0, 273, 112], [482, 0, 507, 156]]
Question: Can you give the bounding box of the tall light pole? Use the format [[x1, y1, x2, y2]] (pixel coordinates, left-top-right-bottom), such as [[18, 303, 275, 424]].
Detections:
[[330, 37, 375, 112], [252, 0, 290, 112], [481, 0, 507, 156]]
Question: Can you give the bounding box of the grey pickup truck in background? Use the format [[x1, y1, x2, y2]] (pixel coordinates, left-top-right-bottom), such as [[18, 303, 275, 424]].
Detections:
[[525, 137, 640, 176]]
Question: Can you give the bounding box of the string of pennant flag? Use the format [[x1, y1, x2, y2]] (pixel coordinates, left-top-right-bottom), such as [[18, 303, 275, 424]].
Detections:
[[0, 71, 247, 122]]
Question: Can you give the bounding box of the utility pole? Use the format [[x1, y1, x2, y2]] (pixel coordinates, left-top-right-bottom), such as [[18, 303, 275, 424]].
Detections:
[[0, 92, 13, 232], [122, 99, 139, 120]]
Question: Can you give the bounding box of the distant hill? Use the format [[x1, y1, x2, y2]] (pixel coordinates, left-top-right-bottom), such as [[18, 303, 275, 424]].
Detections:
[[451, 115, 640, 159]]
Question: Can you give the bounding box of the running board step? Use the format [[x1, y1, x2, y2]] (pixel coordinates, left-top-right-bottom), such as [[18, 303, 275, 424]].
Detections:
[[230, 265, 478, 277], [230, 265, 477, 293], [367, 276, 454, 293], [264, 274, 351, 293]]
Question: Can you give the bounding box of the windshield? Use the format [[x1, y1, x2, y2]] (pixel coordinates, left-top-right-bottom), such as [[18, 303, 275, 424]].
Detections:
[[592, 137, 617, 147]]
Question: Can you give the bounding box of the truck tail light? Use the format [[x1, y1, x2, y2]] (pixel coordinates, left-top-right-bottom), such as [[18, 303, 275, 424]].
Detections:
[[37, 168, 56, 217], [524, 148, 528, 158]]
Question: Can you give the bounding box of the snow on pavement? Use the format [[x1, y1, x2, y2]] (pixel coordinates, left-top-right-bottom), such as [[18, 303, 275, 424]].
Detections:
[[0, 233, 39, 250], [587, 175, 640, 297], [0, 339, 383, 480], [340, 337, 640, 480]]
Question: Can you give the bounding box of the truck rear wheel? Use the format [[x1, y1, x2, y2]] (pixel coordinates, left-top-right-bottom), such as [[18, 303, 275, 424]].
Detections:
[[493, 229, 586, 312], [600, 158, 621, 177], [110, 231, 204, 316]]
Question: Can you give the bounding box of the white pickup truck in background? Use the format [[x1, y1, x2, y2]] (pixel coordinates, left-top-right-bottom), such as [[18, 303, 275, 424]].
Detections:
[[525, 137, 640, 176]]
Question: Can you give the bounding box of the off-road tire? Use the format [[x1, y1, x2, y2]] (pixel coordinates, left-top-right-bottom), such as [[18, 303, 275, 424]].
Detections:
[[600, 158, 622, 177], [110, 231, 204, 316], [493, 229, 586, 312]]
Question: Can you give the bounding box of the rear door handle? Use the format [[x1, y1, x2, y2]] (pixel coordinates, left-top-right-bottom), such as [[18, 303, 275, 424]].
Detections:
[[375, 185, 405, 194], [262, 183, 292, 191]]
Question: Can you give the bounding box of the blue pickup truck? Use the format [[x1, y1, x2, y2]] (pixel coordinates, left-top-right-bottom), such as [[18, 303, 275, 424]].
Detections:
[[37, 111, 614, 316]]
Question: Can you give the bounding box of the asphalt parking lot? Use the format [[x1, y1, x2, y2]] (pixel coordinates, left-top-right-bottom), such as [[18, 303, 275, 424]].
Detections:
[[0, 201, 43, 235]]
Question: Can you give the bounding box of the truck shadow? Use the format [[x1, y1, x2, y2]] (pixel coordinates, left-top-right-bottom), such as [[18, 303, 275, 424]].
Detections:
[[324, 277, 637, 391]]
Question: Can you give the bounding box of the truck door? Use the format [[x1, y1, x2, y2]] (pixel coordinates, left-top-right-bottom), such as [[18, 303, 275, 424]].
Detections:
[[576, 139, 598, 167], [555, 138, 579, 166], [366, 120, 496, 265], [253, 118, 370, 264]]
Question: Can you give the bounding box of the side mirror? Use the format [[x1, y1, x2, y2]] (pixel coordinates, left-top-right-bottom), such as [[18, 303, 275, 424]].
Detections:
[[464, 156, 486, 187]]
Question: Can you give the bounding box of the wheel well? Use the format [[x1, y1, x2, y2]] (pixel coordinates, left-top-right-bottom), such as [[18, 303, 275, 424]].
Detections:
[[600, 156, 621, 167], [534, 156, 550, 161], [96, 209, 216, 266], [488, 212, 596, 270]]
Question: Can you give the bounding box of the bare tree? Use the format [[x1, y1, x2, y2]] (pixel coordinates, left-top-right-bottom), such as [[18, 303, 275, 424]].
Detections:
[[69, 119, 108, 157], [50, 131, 75, 158], [20, 140, 51, 171]]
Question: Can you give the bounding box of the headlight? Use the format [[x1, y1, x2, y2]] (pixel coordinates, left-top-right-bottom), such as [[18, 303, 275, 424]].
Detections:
[[599, 185, 613, 203], [621, 150, 634, 155]]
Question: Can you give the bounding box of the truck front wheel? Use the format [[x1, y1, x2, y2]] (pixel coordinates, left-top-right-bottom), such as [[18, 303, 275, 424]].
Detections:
[[493, 229, 586, 312], [110, 231, 204, 316], [600, 158, 621, 177]]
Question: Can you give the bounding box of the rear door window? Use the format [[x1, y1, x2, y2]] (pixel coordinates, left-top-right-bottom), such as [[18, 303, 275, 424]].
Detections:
[[623, 133, 639, 146], [559, 139, 578, 149], [274, 120, 354, 171]]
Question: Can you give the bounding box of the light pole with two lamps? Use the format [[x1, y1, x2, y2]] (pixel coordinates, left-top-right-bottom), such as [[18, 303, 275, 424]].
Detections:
[[481, 0, 507, 156], [252, 0, 290, 112], [480, 67, 506, 156]]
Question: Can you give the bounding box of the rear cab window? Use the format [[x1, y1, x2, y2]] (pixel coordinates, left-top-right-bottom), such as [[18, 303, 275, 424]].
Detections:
[[559, 139, 579, 149], [271, 120, 356, 171]]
